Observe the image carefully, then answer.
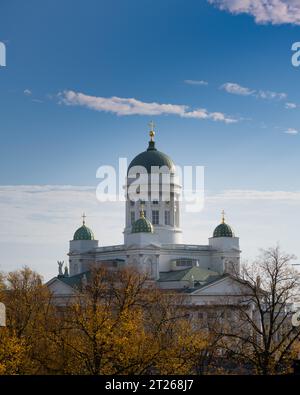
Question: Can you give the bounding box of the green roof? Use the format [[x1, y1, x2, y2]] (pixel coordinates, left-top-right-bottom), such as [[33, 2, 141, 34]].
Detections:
[[59, 260, 126, 289], [213, 222, 234, 238], [59, 271, 91, 288], [182, 274, 229, 293], [57, 265, 224, 293], [158, 266, 219, 283], [128, 140, 175, 174], [73, 224, 95, 241]]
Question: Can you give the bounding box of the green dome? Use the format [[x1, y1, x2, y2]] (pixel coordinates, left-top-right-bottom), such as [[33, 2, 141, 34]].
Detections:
[[213, 223, 234, 238], [132, 212, 153, 234], [73, 224, 95, 241], [128, 140, 175, 175]]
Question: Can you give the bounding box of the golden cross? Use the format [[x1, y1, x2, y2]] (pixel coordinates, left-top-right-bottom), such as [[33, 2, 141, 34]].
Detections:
[[140, 202, 145, 218], [221, 210, 225, 224], [82, 212, 86, 225], [149, 121, 155, 142]]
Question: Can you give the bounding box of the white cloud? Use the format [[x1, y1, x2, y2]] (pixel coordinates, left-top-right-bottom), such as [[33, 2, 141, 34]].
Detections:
[[184, 79, 208, 86], [59, 90, 237, 124], [221, 82, 254, 96], [208, 0, 300, 26], [0, 185, 124, 279], [24, 89, 32, 96], [208, 189, 300, 201], [257, 90, 287, 100], [1, 185, 300, 279], [221, 82, 287, 101], [285, 102, 297, 109], [284, 128, 298, 134]]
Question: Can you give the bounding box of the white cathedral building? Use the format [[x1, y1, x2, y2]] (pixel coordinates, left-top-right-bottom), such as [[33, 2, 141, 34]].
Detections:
[[48, 127, 247, 306]]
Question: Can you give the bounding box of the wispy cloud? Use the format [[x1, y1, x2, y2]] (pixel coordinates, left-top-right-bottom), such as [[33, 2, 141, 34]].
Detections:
[[285, 102, 297, 109], [0, 185, 122, 245], [208, 189, 300, 201], [208, 0, 300, 26], [0, 185, 123, 279], [221, 82, 287, 101], [221, 82, 254, 96], [59, 90, 237, 123], [23, 89, 44, 103], [284, 128, 298, 135], [257, 90, 287, 100], [184, 79, 208, 86]]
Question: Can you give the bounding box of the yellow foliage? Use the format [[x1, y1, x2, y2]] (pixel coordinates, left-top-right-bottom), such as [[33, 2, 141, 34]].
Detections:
[[0, 328, 27, 375]]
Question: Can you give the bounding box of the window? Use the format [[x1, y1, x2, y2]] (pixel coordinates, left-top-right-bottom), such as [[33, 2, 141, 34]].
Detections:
[[174, 259, 194, 267], [130, 201, 135, 207], [152, 200, 159, 205], [152, 210, 159, 225], [165, 210, 170, 225], [131, 212, 135, 224]]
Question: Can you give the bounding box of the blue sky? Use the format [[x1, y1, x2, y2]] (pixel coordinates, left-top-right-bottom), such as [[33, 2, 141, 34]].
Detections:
[[1, 0, 300, 278]]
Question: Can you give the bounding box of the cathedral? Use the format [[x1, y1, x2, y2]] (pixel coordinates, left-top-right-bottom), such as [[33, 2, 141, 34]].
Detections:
[[47, 126, 245, 306]]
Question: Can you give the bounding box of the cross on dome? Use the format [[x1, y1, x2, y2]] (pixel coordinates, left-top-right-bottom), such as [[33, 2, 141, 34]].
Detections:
[[221, 210, 225, 224], [149, 121, 155, 142], [140, 202, 145, 218]]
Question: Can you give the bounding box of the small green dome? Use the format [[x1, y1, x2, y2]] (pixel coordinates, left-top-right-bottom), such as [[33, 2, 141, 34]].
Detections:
[[213, 211, 234, 238], [213, 223, 234, 238], [128, 132, 175, 175], [73, 224, 95, 241], [132, 211, 153, 234]]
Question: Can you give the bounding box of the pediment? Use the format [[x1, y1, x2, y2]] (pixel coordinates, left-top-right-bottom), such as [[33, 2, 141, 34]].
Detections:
[[46, 277, 76, 296], [190, 276, 251, 297]]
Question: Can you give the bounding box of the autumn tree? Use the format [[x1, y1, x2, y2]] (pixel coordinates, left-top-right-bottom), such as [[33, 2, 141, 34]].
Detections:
[[217, 246, 300, 374], [50, 265, 210, 375], [0, 328, 27, 374], [0, 267, 55, 374], [0, 265, 215, 375]]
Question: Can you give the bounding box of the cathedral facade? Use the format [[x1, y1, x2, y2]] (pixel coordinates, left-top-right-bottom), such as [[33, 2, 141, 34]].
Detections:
[[48, 127, 245, 306]]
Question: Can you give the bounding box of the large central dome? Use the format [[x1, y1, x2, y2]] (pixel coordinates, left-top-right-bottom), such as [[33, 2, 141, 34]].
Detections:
[[128, 130, 175, 174]]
